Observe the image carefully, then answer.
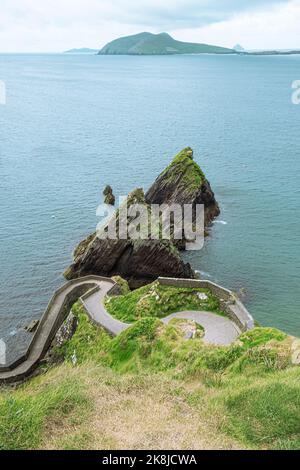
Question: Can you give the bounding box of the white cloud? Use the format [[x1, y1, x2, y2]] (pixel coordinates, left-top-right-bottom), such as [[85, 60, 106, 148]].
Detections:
[[174, 0, 300, 49], [0, 0, 299, 52]]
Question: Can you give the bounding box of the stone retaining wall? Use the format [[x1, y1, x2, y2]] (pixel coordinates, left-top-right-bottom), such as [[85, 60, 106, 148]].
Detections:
[[0, 276, 118, 373], [157, 277, 254, 332]]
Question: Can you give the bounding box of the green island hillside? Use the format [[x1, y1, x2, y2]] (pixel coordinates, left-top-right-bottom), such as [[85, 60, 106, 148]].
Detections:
[[98, 32, 235, 55], [1, 279, 299, 450]]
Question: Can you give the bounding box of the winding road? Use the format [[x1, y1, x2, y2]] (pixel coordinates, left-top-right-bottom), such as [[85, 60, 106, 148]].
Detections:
[[0, 276, 241, 384], [84, 286, 241, 344]]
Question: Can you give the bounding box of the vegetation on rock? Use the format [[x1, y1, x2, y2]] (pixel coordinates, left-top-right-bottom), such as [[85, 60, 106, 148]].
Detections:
[[65, 147, 220, 283], [162, 147, 206, 193], [145, 148, 220, 244]]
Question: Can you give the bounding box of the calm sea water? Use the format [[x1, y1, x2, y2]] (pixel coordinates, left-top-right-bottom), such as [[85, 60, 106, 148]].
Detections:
[[0, 53, 299, 355]]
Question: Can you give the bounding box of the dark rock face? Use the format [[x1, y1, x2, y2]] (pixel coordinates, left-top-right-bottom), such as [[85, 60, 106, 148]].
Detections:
[[103, 185, 115, 205], [65, 237, 194, 288], [43, 313, 78, 366], [65, 189, 195, 288], [53, 313, 78, 348], [146, 147, 220, 240]]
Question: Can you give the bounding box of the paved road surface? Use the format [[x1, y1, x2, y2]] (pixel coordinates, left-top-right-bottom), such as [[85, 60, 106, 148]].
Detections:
[[162, 311, 240, 345], [0, 276, 240, 383]]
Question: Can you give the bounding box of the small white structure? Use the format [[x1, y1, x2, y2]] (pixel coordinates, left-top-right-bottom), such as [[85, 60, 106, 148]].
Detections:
[[0, 339, 6, 366], [197, 292, 208, 301]]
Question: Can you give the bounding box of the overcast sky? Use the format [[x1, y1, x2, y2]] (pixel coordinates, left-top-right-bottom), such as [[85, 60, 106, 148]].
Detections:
[[1, 0, 300, 52]]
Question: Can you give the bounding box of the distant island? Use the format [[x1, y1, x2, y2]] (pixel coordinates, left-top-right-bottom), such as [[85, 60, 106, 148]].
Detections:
[[64, 48, 99, 54], [98, 32, 235, 55], [67, 33, 300, 57], [250, 49, 300, 56]]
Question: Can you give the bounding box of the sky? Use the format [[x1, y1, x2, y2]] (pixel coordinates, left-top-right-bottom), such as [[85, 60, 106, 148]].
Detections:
[[0, 0, 300, 52]]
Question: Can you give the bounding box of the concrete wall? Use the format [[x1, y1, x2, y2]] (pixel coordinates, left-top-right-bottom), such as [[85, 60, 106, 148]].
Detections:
[[157, 277, 254, 332], [37, 282, 96, 359], [0, 276, 118, 373]]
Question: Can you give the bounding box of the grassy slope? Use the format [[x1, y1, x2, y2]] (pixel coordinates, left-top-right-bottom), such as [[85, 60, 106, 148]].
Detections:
[[0, 300, 299, 450]]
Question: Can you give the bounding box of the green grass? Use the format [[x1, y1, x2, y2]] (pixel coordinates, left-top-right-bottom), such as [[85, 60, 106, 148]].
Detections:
[[105, 281, 225, 323], [0, 299, 298, 450], [59, 302, 111, 365], [0, 372, 91, 450], [63, 303, 293, 378], [239, 327, 287, 348], [219, 368, 300, 449], [111, 276, 130, 295], [64, 309, 300, 449]]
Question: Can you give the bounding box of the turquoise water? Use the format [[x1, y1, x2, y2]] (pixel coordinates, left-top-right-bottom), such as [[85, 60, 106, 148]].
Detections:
[[0, 53, 299, 351]]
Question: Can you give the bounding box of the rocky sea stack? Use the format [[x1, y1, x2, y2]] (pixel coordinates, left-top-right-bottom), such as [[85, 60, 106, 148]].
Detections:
[[146, 147, 220, 247], [64, 148, 220, 287], [103, 185, 115, 205]]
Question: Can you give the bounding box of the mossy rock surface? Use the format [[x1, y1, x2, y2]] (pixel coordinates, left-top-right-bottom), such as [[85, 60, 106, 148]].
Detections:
[[145, 147, 220, 234], [162, 147, 206, 193]]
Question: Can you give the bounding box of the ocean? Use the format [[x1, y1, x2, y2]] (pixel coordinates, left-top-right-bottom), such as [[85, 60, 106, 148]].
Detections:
[[0, 53, 299, 359]]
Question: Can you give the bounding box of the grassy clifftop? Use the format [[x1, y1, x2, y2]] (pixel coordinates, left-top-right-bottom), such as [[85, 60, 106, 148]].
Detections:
[[0, 292, 299, 450]]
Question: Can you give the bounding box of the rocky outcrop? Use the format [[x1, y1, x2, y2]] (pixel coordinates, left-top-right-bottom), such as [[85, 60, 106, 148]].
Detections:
[[65, 188, 195, 288], [146, 147, 220, 248], [103, 185, 115, 205], [53, 313, 78, 348], [65, 148, 219, 287], [43, 313, 78, 366]]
